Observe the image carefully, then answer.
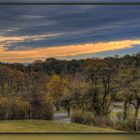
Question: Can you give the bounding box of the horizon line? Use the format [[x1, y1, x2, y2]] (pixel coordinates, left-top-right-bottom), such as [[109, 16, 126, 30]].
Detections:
[[1, 53, 139, 65]]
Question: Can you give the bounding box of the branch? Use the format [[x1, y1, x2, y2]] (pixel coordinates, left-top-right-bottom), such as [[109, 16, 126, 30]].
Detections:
[[130, 102, 137, 108]]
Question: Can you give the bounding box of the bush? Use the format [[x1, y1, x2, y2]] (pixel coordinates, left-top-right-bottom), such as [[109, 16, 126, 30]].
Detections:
[[93, 117, 114, 128], [115, 111, 140, 131], [0, 96, 54, 120], [9, 97, 31, 120], [0, 97, 30, 120], [71, 110, 114, 128], [116, 119, 136, 131], [71, 111, 94, 125], [71, 111, 84, 124], [38, 99, 54, 120], [83, 112, 94, 125], [31, 97, 54, 120], [0, 97, 9, 119]]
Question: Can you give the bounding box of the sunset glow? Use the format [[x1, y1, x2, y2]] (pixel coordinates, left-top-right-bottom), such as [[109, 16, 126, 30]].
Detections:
[[1, 39, 140, 63], [0, 5, 140, 63]]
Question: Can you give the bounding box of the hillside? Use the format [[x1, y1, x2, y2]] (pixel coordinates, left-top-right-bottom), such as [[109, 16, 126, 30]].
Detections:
[[0, 120, 120, 133]]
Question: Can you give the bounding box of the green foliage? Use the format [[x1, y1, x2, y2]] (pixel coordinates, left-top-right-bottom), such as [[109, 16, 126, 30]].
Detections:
[[116, 115, 137, 131], [32, 97, 53, 120], [71, 110, 94, 125], [0, 96, 9, 119], [0, 96, 53, 120], [85, 61, 114, 118], [8, 97, 30, 120], [0, 97, 30, 120], [114, 110, 140, 131], [71, 110, 113, 128]]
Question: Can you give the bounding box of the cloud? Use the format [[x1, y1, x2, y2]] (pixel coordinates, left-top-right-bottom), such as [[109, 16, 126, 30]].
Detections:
[[0, 33, 65, 50], [0, 5, 140, 63], [1, 5, 140, 51], [1, 39, 140, 63]]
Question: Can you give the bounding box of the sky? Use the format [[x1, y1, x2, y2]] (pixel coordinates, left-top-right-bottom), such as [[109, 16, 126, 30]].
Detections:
[[0, 2, 140, 63]]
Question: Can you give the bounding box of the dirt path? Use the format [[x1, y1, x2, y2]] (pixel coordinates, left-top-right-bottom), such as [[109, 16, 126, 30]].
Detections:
[[53, 112, 71, 123]]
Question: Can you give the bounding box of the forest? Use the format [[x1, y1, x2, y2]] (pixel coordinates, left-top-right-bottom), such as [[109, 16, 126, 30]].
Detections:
[[0, 53, 140, 132]]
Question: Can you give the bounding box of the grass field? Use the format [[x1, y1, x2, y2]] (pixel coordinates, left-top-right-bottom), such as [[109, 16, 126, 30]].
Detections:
[[0, 120, 121, 133]]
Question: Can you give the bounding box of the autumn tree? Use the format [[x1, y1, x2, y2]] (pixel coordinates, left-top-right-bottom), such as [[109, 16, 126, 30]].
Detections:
[[85, 61, 115, 118], [47, 75, 69, 111], [117, 66, 140, 131]]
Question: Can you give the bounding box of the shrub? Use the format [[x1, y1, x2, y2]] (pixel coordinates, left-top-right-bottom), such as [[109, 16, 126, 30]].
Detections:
[[115, 111, 140, 131], [71, 110, 114, 128], [116, 111, 124, 121], [86, 116, 114, 128], [83, 112, 94, 125], [7, 97, 31, 120], [0, 97, 30, 120], [0, 96, 54, 120], [71, 111, 84, 124], [31, 97, 54, 120], [116, 119, 135, 131], [39, 98, 54, 120], [0, 97, 9, 119], [71, 110, 94, 125]]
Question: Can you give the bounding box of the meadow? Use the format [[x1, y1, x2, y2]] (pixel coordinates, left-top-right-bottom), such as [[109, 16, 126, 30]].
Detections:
[[0, 120, 120, 133]]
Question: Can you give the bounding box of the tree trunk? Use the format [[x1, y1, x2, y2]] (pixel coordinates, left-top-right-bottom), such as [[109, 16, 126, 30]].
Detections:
[[67, 107, 70, 117], [55, 103, 60, 111], [134, 99, 139, 131], [134, 106, 139, 131], [123, 104, 127, 121]]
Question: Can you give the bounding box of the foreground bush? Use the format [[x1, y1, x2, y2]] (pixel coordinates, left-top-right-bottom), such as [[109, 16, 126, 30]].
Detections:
[[0, 96, 53, 120], [115, 112, 140, 131], [104, 111, 140, 131], [71, 110, 114, 128], [71, 111, 94, 125], [30, 97, 54, 120], [0, 97, 30, 120]]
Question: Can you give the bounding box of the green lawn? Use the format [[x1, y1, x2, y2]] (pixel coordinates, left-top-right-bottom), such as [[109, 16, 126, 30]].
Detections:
[[0, 120, 121, 133]]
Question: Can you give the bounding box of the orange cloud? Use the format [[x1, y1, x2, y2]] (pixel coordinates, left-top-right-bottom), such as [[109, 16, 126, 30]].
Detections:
[[0, 39, 140, 63]]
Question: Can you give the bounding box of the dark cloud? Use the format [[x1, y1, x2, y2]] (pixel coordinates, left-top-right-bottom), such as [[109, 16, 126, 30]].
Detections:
[[0, 4, 140, 52]]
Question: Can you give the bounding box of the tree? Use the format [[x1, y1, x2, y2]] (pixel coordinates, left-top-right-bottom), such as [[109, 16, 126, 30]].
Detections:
[[99, 65, 115, 117], [47, 75, 69, 111], [18, 71, 53, 120], [85, 61, 114, 118], [60, 95, 71, 117], [117, 67, 140, 131]]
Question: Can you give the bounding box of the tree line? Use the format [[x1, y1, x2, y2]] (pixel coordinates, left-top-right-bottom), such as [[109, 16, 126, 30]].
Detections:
[[0, 53, 140, 131]]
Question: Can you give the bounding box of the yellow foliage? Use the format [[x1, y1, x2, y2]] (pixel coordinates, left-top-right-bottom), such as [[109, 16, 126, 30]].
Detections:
[[47, 74, 69, 104]]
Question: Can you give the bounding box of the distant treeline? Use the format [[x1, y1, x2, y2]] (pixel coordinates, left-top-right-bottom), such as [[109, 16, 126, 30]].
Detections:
[[0, 53, 140, 131], [2, 53, 140, 75]]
